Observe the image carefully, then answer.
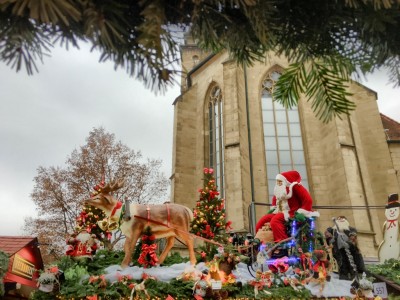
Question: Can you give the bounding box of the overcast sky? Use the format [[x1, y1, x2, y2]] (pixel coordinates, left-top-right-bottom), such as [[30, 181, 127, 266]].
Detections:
[[0, 44, 399, 236]]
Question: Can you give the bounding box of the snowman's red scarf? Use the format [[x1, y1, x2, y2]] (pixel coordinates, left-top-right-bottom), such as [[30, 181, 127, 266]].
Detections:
[[387, 219, 397, 230]]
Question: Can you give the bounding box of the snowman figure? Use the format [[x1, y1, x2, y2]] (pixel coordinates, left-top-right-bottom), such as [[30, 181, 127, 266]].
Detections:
[[378, 193, 400, 263]]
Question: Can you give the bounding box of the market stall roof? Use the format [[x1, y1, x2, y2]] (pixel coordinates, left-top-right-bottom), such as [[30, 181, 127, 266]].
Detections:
[[0, 236, 38, 256]]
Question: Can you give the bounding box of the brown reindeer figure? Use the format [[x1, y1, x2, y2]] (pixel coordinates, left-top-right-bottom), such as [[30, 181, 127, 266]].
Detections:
[[84, 180, 196, 268]]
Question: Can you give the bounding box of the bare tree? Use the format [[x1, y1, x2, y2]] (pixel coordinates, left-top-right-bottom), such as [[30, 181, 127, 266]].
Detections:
[[24, 127, 169, 262]]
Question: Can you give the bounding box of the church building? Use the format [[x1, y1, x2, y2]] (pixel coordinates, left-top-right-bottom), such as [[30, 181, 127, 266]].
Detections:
[[170, 34, 400, 260]]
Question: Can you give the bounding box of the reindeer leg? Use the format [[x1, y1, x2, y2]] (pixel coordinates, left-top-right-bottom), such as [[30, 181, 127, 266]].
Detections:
[[189, 241, 196, 265], [177, 232, 196, 266], [158, 236, 175, 265], [183, 235, 196, 266], [121, 230, 140, 269], [121, 237, 135, 268]]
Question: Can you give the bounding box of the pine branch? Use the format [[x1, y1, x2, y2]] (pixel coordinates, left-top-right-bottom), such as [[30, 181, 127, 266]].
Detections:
[[306, 60, 355, 122], [273, 62, 307, 109]]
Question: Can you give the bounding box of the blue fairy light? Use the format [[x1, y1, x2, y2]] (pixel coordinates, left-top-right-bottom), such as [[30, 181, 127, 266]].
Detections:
[[265, 256, 300, 265], [290, 220, 297, 247]]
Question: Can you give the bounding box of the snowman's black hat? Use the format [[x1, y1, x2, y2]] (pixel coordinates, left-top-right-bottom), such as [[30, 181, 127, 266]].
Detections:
[[386, 193, 400, 209]]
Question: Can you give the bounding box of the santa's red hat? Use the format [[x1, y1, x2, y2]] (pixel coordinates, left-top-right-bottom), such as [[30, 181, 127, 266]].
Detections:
[[275, 170, 301, 186], [275, 170, 301, 201], [276, 170, 320, 219]]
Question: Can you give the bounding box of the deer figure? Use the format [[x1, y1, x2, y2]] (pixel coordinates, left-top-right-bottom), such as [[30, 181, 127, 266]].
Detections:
[[84, 180, 196, 268]]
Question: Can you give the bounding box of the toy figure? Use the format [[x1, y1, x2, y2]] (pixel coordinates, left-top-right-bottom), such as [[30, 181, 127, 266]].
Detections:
[[65, 229, 99, 260], [325, 216, 366, 280], [256, 170, 319, 242], [378, 193, 400, 263], [307, 249, 331, 294]]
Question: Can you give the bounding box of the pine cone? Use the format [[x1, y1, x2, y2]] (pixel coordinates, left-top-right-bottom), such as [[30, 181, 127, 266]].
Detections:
[[219, 261, 234, 275], [213, 291, 222, 300], [219, 290, 229, 299], [205, 287, 213, 298]]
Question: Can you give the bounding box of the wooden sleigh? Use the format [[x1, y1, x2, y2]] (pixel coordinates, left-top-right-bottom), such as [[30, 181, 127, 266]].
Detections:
[[236, 216, 339, 278]]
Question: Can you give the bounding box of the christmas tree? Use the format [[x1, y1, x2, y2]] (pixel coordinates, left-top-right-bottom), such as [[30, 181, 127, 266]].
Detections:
[[75, 206, 109, 241], [72, 181, 113, 250], [191, 168, 232, 258]]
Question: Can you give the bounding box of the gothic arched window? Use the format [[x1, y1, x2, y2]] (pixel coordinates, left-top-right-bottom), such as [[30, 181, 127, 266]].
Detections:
[[208, 85, 225, 196], [261, 70, 309, 199]]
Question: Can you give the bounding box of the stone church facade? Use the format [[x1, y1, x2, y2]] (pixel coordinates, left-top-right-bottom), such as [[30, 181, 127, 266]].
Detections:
[[170, 36, 400, 260]]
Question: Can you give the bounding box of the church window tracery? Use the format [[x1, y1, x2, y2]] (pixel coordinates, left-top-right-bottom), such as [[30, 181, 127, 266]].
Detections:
[[208, 85, 225, 197], [261, 70, 309, 199]]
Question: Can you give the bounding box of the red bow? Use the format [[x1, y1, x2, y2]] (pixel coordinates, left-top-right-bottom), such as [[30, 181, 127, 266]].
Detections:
[[141, 244, 157, 252], [142, 234, 156, 242], [387, 219, 397, 230], [138, 244, 158, 268]]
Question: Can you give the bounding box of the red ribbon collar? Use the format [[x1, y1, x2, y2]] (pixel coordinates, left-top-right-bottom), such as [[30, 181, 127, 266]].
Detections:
[[111, 201, 123, 217], [387, 219, 397, 230]]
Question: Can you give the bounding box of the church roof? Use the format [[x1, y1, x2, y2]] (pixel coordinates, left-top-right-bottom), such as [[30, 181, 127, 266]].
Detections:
[[381, 113, 400, 142]]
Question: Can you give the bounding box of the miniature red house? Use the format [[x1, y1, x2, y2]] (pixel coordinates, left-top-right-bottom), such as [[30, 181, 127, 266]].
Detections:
[[0, 236, 44, 299]]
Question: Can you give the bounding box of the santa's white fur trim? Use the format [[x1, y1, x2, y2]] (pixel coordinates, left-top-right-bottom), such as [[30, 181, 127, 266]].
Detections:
[[276, 174, 289, 185], [286, 181, 298, 199], [296, 208, 320, 218], [283, 211, 290, 221]]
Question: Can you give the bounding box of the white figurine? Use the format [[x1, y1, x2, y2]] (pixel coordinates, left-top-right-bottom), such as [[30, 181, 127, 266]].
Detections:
[[378, 193, 400, 263]]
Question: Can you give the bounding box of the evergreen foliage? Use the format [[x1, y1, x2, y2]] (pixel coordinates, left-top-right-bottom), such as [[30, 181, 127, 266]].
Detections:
[[29, 247, 315, 299], [191, 167, 230, 259], [162, 251, 190, 266], [367, 258, 400, 285], [1, 1, 399, 120], [289, 218, 324, 255], [0, 250, 9, 297]]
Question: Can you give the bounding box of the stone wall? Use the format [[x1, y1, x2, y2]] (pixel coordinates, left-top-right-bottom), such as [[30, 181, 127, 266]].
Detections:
[[171, 46, 400, 259]]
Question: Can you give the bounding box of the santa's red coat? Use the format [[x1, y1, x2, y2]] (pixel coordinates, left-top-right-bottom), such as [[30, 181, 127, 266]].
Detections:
[[256, 183, 314, 241]]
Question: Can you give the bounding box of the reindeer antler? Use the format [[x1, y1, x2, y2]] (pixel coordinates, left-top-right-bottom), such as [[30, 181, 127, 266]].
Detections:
[[101, 179, 125, 194]]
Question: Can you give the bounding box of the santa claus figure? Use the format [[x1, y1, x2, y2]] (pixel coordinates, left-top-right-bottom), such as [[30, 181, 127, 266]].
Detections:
[[65, 229, 99, 260], [255, 170, 319, 242], [325, 216, 366, 280]]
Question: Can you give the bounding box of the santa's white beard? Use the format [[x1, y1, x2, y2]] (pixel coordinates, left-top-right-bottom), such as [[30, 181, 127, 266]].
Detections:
[[274, 184, 288, 201], [78, 231, 91, 243], [334, 219, 350, 232]]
